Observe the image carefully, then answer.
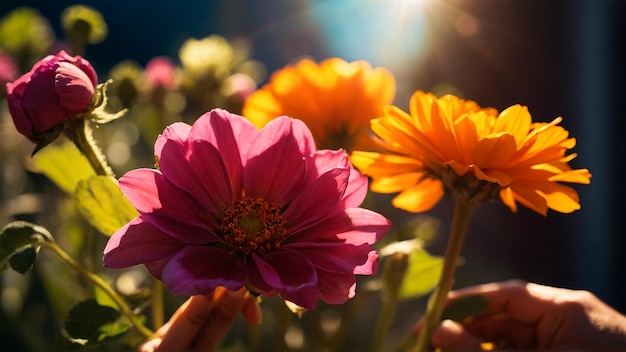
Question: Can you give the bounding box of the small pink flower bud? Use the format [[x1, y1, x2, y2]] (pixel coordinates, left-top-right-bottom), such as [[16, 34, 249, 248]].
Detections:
[[145, 56, 178, 90], [5, 50, 98, 142]]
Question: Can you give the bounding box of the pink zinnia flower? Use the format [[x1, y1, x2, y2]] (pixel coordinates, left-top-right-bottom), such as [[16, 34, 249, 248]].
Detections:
[[103, 109, 391, 309]]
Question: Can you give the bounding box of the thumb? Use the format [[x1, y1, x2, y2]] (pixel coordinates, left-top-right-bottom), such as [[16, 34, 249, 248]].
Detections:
[[431, 319, 483, 351]]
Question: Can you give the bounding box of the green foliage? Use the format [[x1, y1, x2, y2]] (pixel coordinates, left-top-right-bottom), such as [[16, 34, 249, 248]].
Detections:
[[32, 142, 96, 194], [0, 221, 52, 273], [0, 7, 54, 63], [64, 299, 130, 344], [61, 5, 108, 44], [74, 176, 139, 237], [441, 294, 489, 322], [398, 248, 443, 300]]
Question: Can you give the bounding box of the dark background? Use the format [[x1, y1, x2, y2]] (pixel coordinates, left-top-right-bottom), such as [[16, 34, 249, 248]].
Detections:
[[1, 0, 624, 315]]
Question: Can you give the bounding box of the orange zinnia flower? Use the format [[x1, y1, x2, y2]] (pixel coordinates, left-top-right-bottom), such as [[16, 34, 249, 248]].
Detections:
[[242, 58, 395, 151], [351, 90, 591, 215]]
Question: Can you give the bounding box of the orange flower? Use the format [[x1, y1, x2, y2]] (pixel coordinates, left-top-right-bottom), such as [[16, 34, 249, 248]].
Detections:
[[351, 90, 591, 215], [242, 58, 395, 151]]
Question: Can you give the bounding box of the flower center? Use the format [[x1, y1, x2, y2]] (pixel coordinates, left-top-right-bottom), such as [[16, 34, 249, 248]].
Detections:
[[221, 197, 288, 256], [441, 167, 501, 204]]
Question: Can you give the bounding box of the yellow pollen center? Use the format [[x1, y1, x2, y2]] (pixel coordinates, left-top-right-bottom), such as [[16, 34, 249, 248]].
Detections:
[[221, 197, 287, 256]]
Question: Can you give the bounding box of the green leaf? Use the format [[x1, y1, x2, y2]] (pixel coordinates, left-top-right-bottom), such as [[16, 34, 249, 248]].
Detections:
[[398, 248, 444, 300], [0, 221, 53, 274], [74, 176, 138, 236], [94, 281, 119, 309], [441, 294, 489, 322], [64, 299, 130, 344], [32, 142, 96, 194], [8, 247, 38, 274]]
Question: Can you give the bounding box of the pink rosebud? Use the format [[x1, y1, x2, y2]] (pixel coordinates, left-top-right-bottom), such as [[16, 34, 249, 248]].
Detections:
[[5, 50, 98, 142], [145, 56, 178, 90]]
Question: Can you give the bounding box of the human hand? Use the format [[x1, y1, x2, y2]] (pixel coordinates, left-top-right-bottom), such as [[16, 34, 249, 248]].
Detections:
[[424, 280, 626, 351], [139, 286, 261, 352]]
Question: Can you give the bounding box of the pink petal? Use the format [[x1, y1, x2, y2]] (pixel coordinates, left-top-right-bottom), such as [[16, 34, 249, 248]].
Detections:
[[103, 218, 185, 269], [280, 285, 321, 310], [353, 250, 379, 275], [248, 253, 282, 289], [282, 167, 349, 230], [188, 109, 258, 196], [312, 149, 349, 177], [162, 246, 249, 295], [311, 150, 368, 207], [316, 269, 357, 304], [285, 242, 374, 274], [57, 50, 98, 86], [341, 169, 369, 208], [21, 67, 66, 131], [243, 117, 313, 205], [335, 208, 392, 245], [144, 257, 171, 279], [158, 129, 232, 212], [55, 61, 95, 114], [289, 208, 391, 245], [6, 78, 33, 138], [154, 122, 191, 160], [119, 168, 220, 244], [250, 249, 317, 291]]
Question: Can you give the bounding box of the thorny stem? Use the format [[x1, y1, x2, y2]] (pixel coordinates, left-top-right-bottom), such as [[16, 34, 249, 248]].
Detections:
[[414, 197, 476, 352], [41, 241, 154, 339], [63, 118, 113, 177]]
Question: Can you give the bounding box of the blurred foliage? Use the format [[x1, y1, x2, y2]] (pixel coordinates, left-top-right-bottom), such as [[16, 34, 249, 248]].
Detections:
[[0, 7, 54, 71]]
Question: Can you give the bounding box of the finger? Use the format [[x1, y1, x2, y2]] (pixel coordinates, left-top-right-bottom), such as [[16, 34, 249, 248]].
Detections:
[[156, 289, 220, 351], [242, 295, 262, 325], [190, 287, 250, 349], [138, 337, 162, 352], [447, 280, 568, 324], [431, 319, 483, 351], [466, 316, 537, 350]]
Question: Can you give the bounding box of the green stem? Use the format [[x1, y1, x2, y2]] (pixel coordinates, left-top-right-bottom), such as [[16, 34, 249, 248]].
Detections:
[[371, 294, 399, 351], [150, 278, 164, 330], [414, 198, 475, 352], [41, 241, 154, 339], [64, 118, 113, 177], [328, 287, 376, 351]]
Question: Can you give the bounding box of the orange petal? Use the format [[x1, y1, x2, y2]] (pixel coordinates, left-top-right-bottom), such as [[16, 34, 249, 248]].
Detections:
[[371, 172, 424, 193], [499, 187, 518, 213], [507, 183, 549, 216], [548, 168, 592, 184], [468, 133, 516, 169], [494, 105, 531, 147], [473, 165, 511, 185], [391, 178, 444, 213]]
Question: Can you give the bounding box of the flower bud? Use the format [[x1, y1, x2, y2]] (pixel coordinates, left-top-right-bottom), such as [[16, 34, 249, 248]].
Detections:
[[5, 50, 97, 143], [145, 56, 179, 91], [0, 51, 18, 97]]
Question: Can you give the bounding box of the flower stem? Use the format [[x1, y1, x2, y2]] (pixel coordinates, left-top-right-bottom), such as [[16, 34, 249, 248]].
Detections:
[[371, 293, 399, 351], [150, 278, 165, 330], [41, 241, 154, 339], [64, 118, 113, 177], [414, 198, 475, 352]]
